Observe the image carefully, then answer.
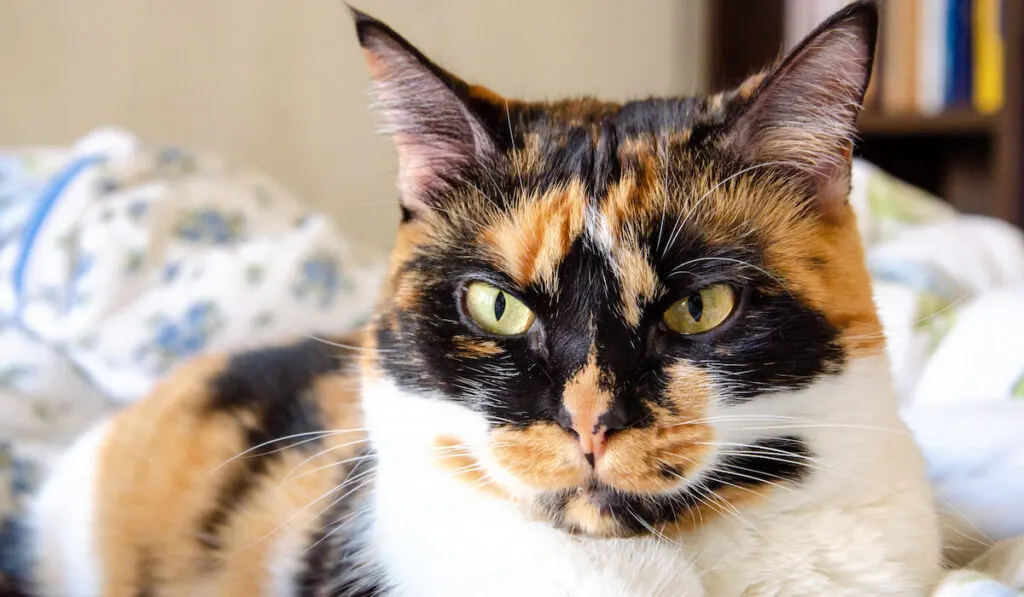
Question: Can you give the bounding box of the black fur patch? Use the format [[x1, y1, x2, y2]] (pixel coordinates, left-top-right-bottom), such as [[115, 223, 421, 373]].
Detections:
[[197, 339, 346, 561], [208, 339, 343, 413], [707, 435, 812, 491], [295, 453, 389, 597], [645, 219, 845, 401], [377, 236, 660, 433]]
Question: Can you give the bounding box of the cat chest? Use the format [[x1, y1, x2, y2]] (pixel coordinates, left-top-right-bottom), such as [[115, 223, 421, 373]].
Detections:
[[369, 480, 706, 597]]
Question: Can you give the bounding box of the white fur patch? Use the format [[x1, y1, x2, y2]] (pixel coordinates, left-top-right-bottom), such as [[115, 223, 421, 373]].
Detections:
[[365, 374, 704, 596], [31, 419, 110, 597], [362, 356, 942, 596]]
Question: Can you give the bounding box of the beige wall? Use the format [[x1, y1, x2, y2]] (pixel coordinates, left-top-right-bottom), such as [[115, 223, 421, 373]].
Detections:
[[0, 1, 707, 251]]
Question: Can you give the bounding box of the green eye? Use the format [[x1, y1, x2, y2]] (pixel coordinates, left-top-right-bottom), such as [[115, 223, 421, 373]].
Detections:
[[663, 284, 737, 335], [464, 282, 536, 336]]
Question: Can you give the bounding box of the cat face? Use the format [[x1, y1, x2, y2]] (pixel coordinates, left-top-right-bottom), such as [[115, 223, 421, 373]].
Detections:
[[354, 2, 883, 536]]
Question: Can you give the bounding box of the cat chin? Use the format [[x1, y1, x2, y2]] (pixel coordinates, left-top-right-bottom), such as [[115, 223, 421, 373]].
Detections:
[[363, 353, 913, 542], [358, 354, 938, 595]]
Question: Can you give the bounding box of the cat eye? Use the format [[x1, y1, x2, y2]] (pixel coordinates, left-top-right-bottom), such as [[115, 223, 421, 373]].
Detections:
[[464, 281, 536, 336], [662, 283, 737, 335]]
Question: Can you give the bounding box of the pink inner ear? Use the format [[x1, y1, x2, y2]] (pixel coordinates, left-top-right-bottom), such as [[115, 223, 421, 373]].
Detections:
[[391, 128, 485, 217], [392, 133, 438, 218], [360, 32, 495, 217]]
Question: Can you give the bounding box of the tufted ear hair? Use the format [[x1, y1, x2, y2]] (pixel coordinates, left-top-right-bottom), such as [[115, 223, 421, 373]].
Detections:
[[351, 7, 499, 219], [723, 0, 878, 213]]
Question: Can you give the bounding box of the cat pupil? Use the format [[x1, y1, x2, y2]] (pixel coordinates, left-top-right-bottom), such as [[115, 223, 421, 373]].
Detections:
[[494, 291, 507, 320], [687, 293, 703, 321]]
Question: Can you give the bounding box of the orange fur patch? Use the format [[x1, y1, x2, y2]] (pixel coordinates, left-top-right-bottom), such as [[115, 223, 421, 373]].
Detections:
[[561, 349, 612, 435], [483, 181, 587, 293], [562, 493, 620, 536], [654, 171, 885, 359], [612, 246, 661, 328], [92, 343, 368, 595], [736, 71, 768, 100], [450, 335, 504, 359], [489, 423, 589, 491], [599, 361, 714, 495], [431, 435, 508, 499]]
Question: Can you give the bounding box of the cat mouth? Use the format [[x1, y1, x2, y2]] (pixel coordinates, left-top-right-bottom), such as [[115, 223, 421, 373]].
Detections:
[[537, 435, 813, 538], [539, 479, 697, 538]]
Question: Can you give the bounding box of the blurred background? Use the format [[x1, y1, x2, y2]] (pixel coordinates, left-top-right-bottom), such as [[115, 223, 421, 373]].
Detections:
[[1, 1, 1024, 577], [3, 1, 1020, 243], [0, 0, 708, 249]]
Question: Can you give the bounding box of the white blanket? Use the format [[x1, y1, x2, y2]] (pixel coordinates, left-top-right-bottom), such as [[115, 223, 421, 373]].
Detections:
[[852, 160, 1024, 592]]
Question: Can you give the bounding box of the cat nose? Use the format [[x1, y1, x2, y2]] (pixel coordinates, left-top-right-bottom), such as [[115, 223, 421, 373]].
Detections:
[[557, 404, 626, 468]]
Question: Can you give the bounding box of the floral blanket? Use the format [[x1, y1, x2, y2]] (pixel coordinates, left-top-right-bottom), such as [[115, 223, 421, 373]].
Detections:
[[0, 131, 1021, 594], [0, 129, 384, 589]]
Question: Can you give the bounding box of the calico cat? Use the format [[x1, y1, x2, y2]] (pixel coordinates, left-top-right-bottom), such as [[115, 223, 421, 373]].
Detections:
[[28, 1, 942, 595]]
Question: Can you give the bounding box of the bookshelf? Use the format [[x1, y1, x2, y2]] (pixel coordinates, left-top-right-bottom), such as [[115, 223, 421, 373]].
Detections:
[[706, 0, 1023, 226]]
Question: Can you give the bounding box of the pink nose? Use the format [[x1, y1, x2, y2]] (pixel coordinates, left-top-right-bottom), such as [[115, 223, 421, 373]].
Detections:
[[558, 401, 612, 468], [574, 420, 608, 467]]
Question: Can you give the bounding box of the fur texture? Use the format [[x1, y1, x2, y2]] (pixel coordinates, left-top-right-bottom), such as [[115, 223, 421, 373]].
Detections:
[[29, 2, 941, 595]]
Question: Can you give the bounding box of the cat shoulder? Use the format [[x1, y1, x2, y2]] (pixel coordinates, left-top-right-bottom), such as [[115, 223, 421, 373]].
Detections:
[[31, 337, 368, 596]]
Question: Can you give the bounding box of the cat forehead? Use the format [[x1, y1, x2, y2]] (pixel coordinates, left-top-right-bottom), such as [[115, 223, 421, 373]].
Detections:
[[477, 104, 758, 281], [513, 95, 720, 135], [483, 94, 745, 235], [397, 94, 843, 326], [507, 96, 726, 182]]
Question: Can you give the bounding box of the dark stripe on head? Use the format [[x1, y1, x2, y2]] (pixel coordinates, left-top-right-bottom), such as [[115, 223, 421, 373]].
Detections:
[[377, 232, 664, 433], [508, 97, 714, 201]]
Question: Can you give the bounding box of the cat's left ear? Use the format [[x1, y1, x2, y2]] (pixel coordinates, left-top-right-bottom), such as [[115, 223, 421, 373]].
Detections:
[[723, 1, 878, 213], [350, 7, 499, 219]]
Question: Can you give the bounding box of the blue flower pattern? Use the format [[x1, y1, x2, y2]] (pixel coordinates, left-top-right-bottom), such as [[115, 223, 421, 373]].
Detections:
[[156, 146, 199, 173], [0, 366, 33, 391], [63, 251, 94, 312], [292, 251, 347, 309], [95, 177, 119, 195], [135, 301, 224, 374], [162, 262, 182, 283], [1, 142, 385, 588], [127, 200, 148, 221], [175, 209, 245, 245]]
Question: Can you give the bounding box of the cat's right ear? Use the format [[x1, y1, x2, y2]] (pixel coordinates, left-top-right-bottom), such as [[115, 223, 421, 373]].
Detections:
[[720, 1, 878, 216], [350, 7, 497, 219]]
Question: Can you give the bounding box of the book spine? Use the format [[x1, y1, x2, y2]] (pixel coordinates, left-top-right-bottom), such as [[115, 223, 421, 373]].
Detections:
[[882, 0, 917, 113], [918, 0, 949, 114], [907, 0, 920, 111], [973, 0, 1005, 113], [945, 0, 974, 108]]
